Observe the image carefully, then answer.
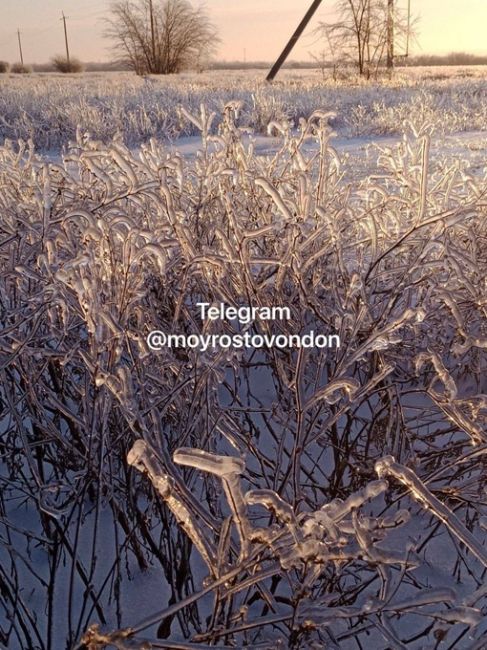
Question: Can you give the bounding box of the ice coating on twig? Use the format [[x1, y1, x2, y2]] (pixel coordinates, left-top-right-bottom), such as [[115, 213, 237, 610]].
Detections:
[[304, 378, 359, 410], [416, 350, 458, 400], [298, 587, 459, 625], [319, 480, 389, 522], [174, 448, 251, 559], [375, 456, 487, 567], [245, 489, 297, 525], [128, 440, 216, 573], [173, 447, 245, 476], [136, 446, 416, 575]]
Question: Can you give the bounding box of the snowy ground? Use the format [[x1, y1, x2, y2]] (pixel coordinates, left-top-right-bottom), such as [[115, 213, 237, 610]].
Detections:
[[1, 66, 486, 150], [169, 129, 487, 178]]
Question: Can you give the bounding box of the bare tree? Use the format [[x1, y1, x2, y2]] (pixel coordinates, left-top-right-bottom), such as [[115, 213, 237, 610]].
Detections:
[[106, 0, 219, 75], [315, 0, 415, 78], [51, 54, 84, 73], [309, 48, 328, 80]]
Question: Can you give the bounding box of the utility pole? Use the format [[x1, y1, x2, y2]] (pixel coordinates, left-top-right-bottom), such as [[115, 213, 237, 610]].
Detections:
[[386, 0, 394, 72], [405, 0, 411, 57], [266, 0, 323, 81], [17, 29, 24, 66], [366, 0, 371, 77], [61, 11, 70, 65], [149, 0, 156, 71]]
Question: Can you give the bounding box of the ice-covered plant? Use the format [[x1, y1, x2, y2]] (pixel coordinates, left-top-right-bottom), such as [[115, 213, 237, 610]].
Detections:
[[0, 100, 486, 649]]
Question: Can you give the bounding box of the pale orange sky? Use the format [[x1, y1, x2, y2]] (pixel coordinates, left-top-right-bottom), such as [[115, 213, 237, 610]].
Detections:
[[0, 1, 486, 64]]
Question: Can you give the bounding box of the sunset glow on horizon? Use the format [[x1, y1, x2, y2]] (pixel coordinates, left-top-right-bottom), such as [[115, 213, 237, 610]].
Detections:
[[0, 0, 486, 65]]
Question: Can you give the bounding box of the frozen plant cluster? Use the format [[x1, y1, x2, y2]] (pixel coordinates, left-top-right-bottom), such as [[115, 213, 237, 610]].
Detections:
[[0, 102, 487, 648], [0, 68, 486, 150]]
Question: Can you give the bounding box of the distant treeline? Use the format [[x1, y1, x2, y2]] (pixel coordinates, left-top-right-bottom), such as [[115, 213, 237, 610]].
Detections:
[[405, 52, 487, 66], [29, 61, 132, 73], [212, 52, 487, 70], [6, 51, 487, 73]]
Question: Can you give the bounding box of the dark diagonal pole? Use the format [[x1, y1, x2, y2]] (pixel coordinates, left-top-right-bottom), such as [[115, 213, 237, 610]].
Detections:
[[266, 0, 324, 81], [17, 29, 24, 66], [62, 12, 70, 65]]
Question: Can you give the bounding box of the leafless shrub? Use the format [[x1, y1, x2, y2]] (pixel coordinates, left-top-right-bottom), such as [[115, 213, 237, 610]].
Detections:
[[10, 61, 32, 73], [0, 61, 9, 73], [1, 72, 486, 151], [51, 54, 84, 73], [0, 105, 486, 649]]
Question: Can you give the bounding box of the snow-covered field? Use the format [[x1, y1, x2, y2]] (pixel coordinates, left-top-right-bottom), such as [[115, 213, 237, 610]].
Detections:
[[0, 69, 487, 649], [1, 67, 486, 149]]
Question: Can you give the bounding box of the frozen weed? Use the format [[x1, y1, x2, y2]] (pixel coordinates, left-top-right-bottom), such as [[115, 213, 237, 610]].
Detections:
[[0, 103, 486, 648], [0, 70, 486, 149]]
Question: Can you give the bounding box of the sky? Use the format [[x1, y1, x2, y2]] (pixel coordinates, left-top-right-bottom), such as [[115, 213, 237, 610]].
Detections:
[[0, 0, 486, 65]]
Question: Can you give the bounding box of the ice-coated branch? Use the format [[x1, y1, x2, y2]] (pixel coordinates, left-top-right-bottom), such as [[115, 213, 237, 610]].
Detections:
[[173, 448, 245, 476], [245, 489, 303, 545], [174, 448, 251, 559], [416, 350, 458, 400], [320, 479, 389, 523], [127, 440, 216, 573], [375, 456, 487, 567]]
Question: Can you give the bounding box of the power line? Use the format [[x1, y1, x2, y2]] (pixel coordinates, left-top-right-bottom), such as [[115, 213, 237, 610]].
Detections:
[[69, 9, 108, 21], [0, 8, 103, 62]]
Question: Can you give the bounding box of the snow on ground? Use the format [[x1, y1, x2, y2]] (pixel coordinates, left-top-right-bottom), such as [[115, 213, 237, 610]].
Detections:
[[169, 129, 487, 175], [1, 66, 486, 150]]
